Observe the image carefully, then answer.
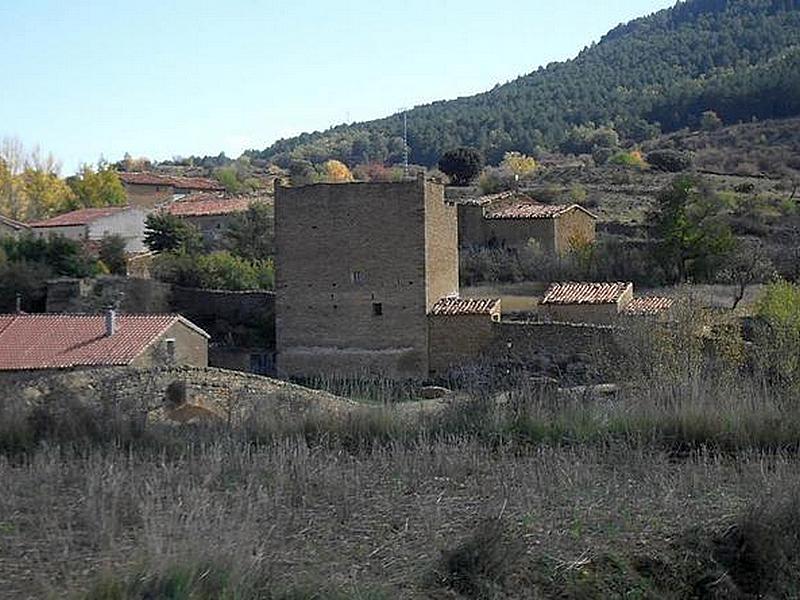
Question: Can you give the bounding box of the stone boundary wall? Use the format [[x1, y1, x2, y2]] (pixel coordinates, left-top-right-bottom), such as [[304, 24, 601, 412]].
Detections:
[[488, 321, 619, 380], [4, 366, 354, 423]]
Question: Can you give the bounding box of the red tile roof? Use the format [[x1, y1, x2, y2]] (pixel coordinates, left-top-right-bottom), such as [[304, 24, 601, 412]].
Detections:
[[118, 171, 224, 191], [0, 313, 209, 371], [430, 297, 501, 316], [486, 202, 597, 220], [165, 194, 254, 217], [622, 296, 675, 316], [0, 214, 30, 231], [542, 282, 633, 305], [28, 207, 128, 228]]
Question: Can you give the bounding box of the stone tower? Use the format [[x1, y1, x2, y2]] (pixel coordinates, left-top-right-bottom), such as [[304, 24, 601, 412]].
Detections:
[[274, 176, 457, 378]]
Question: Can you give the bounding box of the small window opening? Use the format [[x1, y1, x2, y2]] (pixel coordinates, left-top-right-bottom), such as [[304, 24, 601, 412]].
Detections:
[[372, 302, 383, 316], [165, 338, 176, 362]]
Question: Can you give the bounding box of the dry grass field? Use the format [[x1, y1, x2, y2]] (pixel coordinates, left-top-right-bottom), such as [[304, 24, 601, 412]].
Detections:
[[3, 321, 800, 600]]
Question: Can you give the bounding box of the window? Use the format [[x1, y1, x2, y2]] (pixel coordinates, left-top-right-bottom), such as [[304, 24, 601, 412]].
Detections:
[[352, 270, 366, 284], [164, 338, 176, 362], [372, 302, 383, 316]]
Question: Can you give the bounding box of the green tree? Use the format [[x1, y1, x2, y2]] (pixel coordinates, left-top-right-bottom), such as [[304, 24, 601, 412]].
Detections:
[[438, 147, 483, 186], [700, 110, 723, 131], [66, 161, 126, 209], [143, 213, 203, 254], [214, 166, 243, 193], [98, 235, 128, 275], [224, 202, 274, 261], [652, 176, 734, 283]]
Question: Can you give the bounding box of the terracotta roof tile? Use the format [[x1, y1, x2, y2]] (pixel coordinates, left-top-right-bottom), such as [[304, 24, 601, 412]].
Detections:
[[622, 296, 675, 316], [486, 202, 578, 219], [28, 207, 128, 228], [0, 214, 30, 231], [0, 313, 208, 371], [430, 297, 501, 316], [118, 172, 224, 191], [542, 282, 633, 305], [165, 194, 254, 217]]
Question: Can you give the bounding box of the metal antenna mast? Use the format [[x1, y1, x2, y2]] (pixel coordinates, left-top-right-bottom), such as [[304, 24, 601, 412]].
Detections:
[[398, 107, 409, 177]]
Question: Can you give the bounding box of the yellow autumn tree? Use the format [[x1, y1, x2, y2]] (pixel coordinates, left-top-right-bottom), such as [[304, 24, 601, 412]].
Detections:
[[322, 159, 354, 183], [501, 151, 537, 179], [20, 167, 75, 219]]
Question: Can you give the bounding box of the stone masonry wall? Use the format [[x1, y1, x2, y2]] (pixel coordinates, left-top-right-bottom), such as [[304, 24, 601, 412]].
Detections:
[[275, 179, 452, 379], [428, 314, 496, 376], [487, 321, 619, 381]]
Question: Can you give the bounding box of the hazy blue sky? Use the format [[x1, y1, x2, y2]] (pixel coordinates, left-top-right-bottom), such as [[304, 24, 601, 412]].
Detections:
[[0, 0, 674, 173]]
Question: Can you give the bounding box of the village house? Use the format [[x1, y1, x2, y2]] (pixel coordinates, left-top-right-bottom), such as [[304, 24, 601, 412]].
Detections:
[[0, 311, 209, 375], [540, 281, 673, 324], [118, 172, 225, 208], [28, 206, 148, 253], [455, 191, 596, 254], [164, 193, 256, 248], [0, 214, 30, 239], [275, 176, 501, 379]]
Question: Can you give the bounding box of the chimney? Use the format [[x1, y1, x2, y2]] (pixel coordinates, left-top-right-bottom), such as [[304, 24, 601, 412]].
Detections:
[[105, 308, 117, 337], [15, 293, 21, 314]]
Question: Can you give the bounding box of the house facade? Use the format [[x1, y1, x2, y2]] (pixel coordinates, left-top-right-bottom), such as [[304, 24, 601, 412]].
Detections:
[[165, 193, 256, 248], [455, 191, 596, 254], [28, 207, 148, 253], [118, 172, 225, 208], [0, 312, 209, 374]]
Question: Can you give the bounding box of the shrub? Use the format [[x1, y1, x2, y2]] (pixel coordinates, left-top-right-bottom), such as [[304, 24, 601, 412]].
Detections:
[[437, 520, 524, 598], [98, 235, 127, 275], [152, 251, 274, 291], [608, 150, 647, 168], [144, 212, 204, 254], [646, 149, 693, 172]]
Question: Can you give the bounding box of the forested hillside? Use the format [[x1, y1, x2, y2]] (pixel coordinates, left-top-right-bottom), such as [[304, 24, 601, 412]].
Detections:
[[248, 0, 800, 167]]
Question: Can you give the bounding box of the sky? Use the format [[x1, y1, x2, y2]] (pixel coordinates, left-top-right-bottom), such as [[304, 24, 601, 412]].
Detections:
[[0, 0, 675, 174]]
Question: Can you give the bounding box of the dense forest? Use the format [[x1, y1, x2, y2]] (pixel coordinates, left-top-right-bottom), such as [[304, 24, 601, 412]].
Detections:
[[247, 0, 800, 167]]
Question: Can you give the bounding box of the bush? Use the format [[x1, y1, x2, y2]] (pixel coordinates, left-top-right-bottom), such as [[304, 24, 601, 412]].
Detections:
[[608, 150, 647, 168], [437, 520, 524, 598], [98, 235, 127, 275], [646, 149, 693, 172], [152, 251, 274, 291]]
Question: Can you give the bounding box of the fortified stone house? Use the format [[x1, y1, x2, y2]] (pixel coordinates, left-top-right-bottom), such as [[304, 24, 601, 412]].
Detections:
[[275, 176, 502, 379], [455, 191, 597, 254]]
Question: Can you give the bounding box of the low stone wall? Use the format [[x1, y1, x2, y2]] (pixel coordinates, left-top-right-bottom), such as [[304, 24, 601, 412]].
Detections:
[[3, 365, 354, 424], [488, 321, 619, 380], [427, 317, 619, 383]]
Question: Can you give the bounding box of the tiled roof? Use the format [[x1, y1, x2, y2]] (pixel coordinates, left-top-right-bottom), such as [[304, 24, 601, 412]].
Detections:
[[0, 313, 209, 371], [457, 191, 533, 206], [542, 282, 633, 305], [622, 296, 675, 316], [430, 297, 501, 316], [118, 172, 224, 191], [165, 194, 253, 217], [0, 214, 30, 231], [28, 207, 127, 228], [486, 202, 578, 219]]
